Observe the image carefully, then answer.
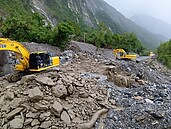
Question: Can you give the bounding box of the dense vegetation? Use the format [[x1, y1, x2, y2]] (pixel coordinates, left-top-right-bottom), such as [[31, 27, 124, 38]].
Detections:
[[0, 14, 74, 50], [0, 14, 144, 53], [157, 40, 171, 68], [0, 0, 31, 16], [85, 23, 144, 53]]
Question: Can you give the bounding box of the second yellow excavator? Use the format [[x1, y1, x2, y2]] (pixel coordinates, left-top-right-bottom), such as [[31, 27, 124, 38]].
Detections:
[[0, 38, 60, 82], [113, 49, 137, 60]]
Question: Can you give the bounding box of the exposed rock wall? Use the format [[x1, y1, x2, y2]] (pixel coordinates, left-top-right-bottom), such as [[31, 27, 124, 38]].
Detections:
[[0, 51, 13, 76]]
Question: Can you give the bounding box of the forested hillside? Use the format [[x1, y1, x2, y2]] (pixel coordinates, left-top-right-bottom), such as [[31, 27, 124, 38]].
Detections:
[[157, 40, 171, 68], [0, 0, 166, 49]]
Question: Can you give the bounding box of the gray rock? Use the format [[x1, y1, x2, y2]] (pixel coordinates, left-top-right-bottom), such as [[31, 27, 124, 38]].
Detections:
[[9, 118, 24, 129], [0, 95, 5, 105], [5, 91, 14, 100], [52, 85, 68, 98], [2, 124, 8, 129], [32, 125, 39, 129], [31, 119, 40, 126], [68, 109, 75, 120], [28, 87, 43, 101], [146, 110, 165, 119], [61, 111, 71, 125], [20, 74, 37, 84], [72, 117, 83, 123], [24, 118, 33, 126], [135, 115, 146, 122], [137, 79, 146, 85], [39, 112, 51, 121], [10, 98, 24, 109], [67, 85, 74, 95], [73, 81, 84, 87], [145, 99, 154, 104], [40, 121, 52, 128], [26, 112, 40, 118], [6, 107, 23, 120], [34, 103, 49, 111], [51, 101, 63, 117], [36, 76, 55, 86], [1, 103, 10, 112]]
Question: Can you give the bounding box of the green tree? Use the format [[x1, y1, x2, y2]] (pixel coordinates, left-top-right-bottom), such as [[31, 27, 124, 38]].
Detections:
[[1, 16, 31, 41], [157, 40, 171, 68], [1, 13, 52, 43], [113, 33, 144, 53], [86, 22, 144, 53], [52, 22, 74, 49]]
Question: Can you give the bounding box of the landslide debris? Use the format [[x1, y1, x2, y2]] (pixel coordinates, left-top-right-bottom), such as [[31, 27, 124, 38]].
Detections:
[[0, 41, 171, 129], [0, 53, 112, 129]]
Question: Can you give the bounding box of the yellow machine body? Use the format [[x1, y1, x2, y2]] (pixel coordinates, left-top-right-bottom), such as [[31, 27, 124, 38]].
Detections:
[[113, 49, 137, 60], [0, 38, 60, 77]]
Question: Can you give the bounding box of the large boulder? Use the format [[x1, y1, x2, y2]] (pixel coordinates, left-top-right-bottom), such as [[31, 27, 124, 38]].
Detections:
[[9, 118, 24, 129], [50, 101, 63, 117], [61, 111, 71, 125], [36, 76, 55, 86], [51, 85, 68, 98], [28, 87, 44, 101]]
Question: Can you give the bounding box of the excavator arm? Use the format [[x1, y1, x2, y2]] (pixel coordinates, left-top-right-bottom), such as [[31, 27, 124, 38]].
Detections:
[[0, 38, 30, 71]]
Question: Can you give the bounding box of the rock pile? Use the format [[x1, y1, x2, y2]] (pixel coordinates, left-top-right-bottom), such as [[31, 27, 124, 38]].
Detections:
[[0, 64, 112, 129]]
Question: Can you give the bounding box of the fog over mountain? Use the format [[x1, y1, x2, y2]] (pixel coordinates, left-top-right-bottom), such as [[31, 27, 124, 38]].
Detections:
[[131, 15, 171, 39], [104, 0, 171, 25]]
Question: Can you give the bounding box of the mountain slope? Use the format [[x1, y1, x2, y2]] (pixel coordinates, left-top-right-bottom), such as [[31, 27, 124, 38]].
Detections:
[[131, 14, 171, 39], [0, 0, 31, 17], [0, 0, 166, 49]]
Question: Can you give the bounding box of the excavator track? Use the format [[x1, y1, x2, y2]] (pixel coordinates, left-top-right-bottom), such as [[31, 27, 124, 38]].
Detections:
[[7, 72, 26, 82]]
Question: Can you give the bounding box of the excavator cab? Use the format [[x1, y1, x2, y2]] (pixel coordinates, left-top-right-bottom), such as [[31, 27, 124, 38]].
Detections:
[[29, 52, 59, 71]]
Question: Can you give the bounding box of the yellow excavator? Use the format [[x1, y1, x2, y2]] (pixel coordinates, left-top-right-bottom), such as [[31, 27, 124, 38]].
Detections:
[[0, 38, 60, 82], [113, 49, 137, 60]]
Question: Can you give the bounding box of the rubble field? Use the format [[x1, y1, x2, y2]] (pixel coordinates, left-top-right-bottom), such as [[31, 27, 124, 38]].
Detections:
[[0, 41, 171, 129]]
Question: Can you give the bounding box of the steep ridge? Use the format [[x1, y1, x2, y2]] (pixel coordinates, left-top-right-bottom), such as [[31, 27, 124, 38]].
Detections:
[[0, 0, 166, 49]]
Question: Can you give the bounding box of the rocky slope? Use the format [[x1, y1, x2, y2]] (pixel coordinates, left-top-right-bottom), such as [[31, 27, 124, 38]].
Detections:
[[0, 41, 171, 129], [29, 0, 165, 49]]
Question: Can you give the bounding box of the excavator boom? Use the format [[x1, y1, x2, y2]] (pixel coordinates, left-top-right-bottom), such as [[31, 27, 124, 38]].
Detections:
[[0, 38, 30, 71]]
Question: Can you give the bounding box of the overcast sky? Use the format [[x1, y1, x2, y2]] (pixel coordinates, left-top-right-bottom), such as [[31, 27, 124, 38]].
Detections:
[[103, 0, 171, 24]]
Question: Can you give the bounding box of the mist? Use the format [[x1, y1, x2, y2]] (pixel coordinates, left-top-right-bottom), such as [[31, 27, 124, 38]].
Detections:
[[104, 0, 171, 25]]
